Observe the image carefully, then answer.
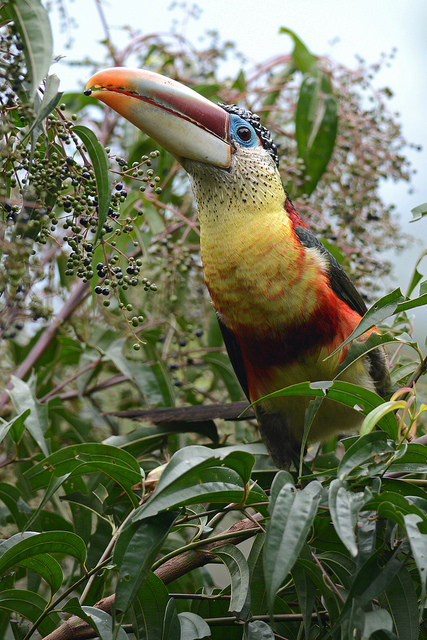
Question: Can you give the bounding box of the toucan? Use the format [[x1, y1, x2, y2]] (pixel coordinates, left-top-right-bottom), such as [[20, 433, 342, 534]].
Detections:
[[85, 68, 390, 468]]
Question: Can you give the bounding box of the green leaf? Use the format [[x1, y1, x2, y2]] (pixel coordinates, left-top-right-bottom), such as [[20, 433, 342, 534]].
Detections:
[[0, 408, 30, 444], [405, 250, 427, 297], [203, 352, 242, 401], [395, 292, 427, 313], [327, 288, 404, 358], [245, 620, 275, 639], [0, 589, 60, 636], [345, 546, 405, 618], [212, 544, 251, 618], [338, 432, 396, 479], [269, 470, 294, 512], [263, 481, 323, 608], [3, 0, 53, 97], [403, 514, 427, 609], [410, 202, 427, 221], [71, 125, 112, 241], [296, 73, 338, 195], [253, 380, 396, 436], [379, 567, 419, 640], [25, 443, 142, 503], [62, 599, 106, 640], [0, 531, 87, 574], [162, 598, 181, 640], [361, 608, 393, 639], [104, 340, 169, 406], [178, 612, 211, 640], [328, 480, 371, 557], [27, 73, 62, 146], [364, 492, 426, 528], [62, 600, 128, 640], [8, 376, 49, 455], [16, 554, 63, 595], [279, 28, 317, 74], [132, 445, 260, 522], [113, 512, 177, 620], [104, 421, 219, 457], [291, 560, 317, 640], [360, 400, 401, 438], [384, 443, 427, 474], [0, 482, 31, 528], [132, 572, 170, 640]]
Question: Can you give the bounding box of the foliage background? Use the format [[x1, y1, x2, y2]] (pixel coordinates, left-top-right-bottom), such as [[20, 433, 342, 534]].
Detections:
[[0, 2, 426, 639]]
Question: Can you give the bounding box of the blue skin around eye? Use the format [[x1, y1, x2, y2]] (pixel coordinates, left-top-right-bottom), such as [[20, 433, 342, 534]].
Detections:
[[229, 114, 260, 148]]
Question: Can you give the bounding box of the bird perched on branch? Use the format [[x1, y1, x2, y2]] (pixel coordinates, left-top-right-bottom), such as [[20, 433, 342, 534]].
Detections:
[[85, 68, 389, 468]]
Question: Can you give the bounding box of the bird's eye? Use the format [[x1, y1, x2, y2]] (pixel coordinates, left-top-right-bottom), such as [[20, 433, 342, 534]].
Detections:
[[236, 126, 252, 142], [229, 114, 259, 149]]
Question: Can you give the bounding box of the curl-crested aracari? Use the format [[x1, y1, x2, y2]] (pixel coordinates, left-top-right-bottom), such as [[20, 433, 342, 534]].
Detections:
[[85, 68, 390, 468]]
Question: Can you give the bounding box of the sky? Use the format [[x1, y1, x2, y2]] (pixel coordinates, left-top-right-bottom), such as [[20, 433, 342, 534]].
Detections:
[[51, 0, 427, 318]]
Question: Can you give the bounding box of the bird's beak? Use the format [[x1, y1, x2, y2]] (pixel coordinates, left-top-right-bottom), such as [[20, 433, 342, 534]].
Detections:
[[85, 67, 232, 169]]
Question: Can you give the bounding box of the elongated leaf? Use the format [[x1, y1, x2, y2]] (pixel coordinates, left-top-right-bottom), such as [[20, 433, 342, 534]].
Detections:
[[361, 608, 393, 639], [263, 481, 323, 608], [62, 599, 127, 640], [403, 514, 427, 609], [0, 531, 86, 573], [0, 483, 31, 528], [338, 432, 395, 479], [405, 250, 427, 297], [396, 292, 427, 313], [28, 73, 63, 147], [17, 554, 63, 594], [296, 73, 338, 195], [345, 546, 405, 619], [133, 465, 262, 522], [245, 620, 275, 639], [105, 340, 169, 406], [411, 202, 427, 221], [162, 598, 180, 640], [0, 589, 60, 636], [328, 288, 404, 358], [381, 442, 427, 475], [360, 400, 404, 438], [8, 376, 49, 455], [203, 352, 242, 401], [178, 612, 211, 640], [132, 445, 260, 522], [379, 567, 419, 640], [364, 492, 426, 526], [113, 512, 177, 620], [133, 572, 170, 640], [291, 560, 317, 640], [3, 0, 53, 97], [24, 473, 71, 531], [279, 28, 317, 73], [104, 421, 219, 456], [25, 443, 142, 499], [253, 380, 397, 435], [328, 479, 371, 557], [71, 125, 111, 240], [0, 409, 30, 444], [269, 470, 294, 512], [212, 544, 251, 618]]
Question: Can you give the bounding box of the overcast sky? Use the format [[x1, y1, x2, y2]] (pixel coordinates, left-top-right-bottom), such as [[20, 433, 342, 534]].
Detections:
[[51, 0, 427, 297]]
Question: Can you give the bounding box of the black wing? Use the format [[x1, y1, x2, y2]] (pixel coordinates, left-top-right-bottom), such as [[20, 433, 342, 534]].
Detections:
[[294, 225, 367, 317], [295, 225, 390, 396], [217, 314, 250, 400]]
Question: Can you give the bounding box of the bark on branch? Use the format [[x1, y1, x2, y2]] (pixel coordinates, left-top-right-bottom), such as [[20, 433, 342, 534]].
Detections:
[[43, 516, 260, 640]]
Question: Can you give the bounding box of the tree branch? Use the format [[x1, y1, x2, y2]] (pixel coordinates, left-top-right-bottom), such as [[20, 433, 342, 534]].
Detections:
[[0, 280, 90, 415], [42, 516, 261, 640]]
